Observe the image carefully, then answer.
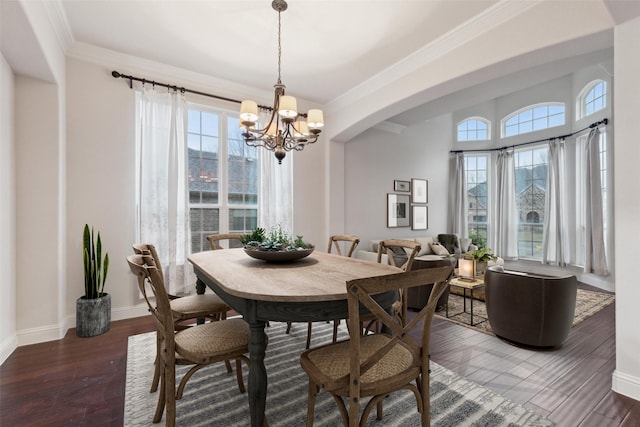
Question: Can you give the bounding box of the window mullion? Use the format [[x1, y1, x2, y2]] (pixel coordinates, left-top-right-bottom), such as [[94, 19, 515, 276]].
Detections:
[[219, 112, 229, 233]]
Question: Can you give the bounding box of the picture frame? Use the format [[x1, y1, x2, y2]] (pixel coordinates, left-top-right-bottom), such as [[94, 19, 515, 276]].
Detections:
[[411, 178, 428, 204], [412, 205, 428, 230], [387, 193, 410, 227], [394, 180, 411, 192]]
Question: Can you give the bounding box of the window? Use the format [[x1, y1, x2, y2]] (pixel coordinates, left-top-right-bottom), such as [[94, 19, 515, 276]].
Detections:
[[188, 107, 258, 253], [502, 103, 565, 138], [464, 155, 489, 247], [515, 147, 548, 259], [457, 117, 490, 141], [577, 80, 606, 119]]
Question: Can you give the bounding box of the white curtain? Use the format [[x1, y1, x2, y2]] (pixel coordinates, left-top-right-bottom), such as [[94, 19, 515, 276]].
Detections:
[[257, 111, 294, 236], [135, 86, 191, 294], [543, 138, 569, 266], [583, 127, 609, 276], [494, 149, 518, 259], [449, 153, 467, 236]]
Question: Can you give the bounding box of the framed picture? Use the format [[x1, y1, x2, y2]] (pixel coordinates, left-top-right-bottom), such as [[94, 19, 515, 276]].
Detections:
[[411, 178, 428, 204], [394, 180, 410, 192], [387, 193, 410, 227], [412, 205, 428, 230]]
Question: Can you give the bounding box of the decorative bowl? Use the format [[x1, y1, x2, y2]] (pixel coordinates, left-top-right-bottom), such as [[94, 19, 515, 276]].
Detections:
[[243, 245, 314, 262]]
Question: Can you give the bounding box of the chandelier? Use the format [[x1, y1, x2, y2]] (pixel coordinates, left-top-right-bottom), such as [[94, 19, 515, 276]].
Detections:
[[239, 0, 324, 164]]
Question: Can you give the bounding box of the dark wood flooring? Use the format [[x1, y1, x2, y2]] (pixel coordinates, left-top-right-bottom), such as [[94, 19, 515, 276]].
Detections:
[[1, 288, 639, 426]]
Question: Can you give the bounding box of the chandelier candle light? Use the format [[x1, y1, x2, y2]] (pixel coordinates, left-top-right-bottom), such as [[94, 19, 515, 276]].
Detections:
[[239, 0, 324, 164]]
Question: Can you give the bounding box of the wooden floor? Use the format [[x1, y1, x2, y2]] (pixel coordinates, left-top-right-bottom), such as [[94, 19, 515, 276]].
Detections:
[[1, 290, 639, 426]]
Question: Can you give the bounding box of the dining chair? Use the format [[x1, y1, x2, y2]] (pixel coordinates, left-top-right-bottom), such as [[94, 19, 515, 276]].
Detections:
[[206, 233, 245, 250], [299, 234, 361, 349], [376, 239, 421, 327], [327, 234, 360, 258], [132, 243, 231, 392], [300, 265, 453, 427], [127, 254, 251, 427]]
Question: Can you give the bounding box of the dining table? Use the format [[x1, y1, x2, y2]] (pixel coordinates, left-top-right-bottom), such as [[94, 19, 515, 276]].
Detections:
[[188, 248, 401, 427]]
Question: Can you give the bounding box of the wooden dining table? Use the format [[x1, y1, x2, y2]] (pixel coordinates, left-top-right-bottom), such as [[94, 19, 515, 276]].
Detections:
[[188, 248, 401, 427]]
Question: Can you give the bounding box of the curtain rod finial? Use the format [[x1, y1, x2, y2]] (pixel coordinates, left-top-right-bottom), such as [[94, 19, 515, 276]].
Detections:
[[112, 71, 121, 78]]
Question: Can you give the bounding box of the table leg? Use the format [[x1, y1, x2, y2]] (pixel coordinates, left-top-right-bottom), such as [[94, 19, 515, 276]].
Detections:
[[248, 319, 268, 427], [470, 289, 474, 326], [195, 279, 206, 325]]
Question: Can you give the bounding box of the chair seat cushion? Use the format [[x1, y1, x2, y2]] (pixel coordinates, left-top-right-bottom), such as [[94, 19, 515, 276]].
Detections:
[[170, 293, 229, 317], [303, 334, 415, 385], [175, 318, 249, 360]]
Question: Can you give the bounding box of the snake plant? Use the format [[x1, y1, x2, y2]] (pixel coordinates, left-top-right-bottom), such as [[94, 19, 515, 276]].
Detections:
[[83, 224, 109, 299]]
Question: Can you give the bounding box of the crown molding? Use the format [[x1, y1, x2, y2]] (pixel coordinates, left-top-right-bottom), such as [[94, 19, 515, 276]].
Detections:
[[43, 0, 74, 53], [66, 41, 277, 105]]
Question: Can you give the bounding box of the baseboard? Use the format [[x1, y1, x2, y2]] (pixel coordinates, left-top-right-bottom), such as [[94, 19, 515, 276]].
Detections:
[[0, 334, 18, 365], [2, 304, 152, 359], [16, 323, 66, 347], [612, 369, 640, 400]]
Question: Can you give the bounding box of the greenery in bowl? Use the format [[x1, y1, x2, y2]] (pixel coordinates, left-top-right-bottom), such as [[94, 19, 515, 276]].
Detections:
[[464, 247, 497, 262], [241, 225, 313, 252]]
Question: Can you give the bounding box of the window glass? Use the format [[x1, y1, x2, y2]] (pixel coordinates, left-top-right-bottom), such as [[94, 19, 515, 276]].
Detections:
[[457, 117, 490, 141], [188, 107, 258, 253], [580, 80, 607, 118], [502, 103, 565, 138], [465, 155, 489, 247], [515, 147, 548, 259]]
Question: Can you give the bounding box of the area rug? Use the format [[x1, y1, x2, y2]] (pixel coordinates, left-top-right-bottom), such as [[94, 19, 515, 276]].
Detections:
[[124, 322, 553, 426], [437, 288, 615, 336]]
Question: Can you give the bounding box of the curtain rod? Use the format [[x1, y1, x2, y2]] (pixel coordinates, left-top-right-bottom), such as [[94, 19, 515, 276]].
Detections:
[[111, 70, 273, 111], [450, 118, 608, 154]]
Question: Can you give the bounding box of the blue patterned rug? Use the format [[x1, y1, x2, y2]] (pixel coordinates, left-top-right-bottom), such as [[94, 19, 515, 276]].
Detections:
[[124, 321, 553, 426]]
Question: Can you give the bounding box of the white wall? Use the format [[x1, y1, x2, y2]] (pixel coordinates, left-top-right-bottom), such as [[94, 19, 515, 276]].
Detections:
[[14, 75, 64, 342], [344, 114, 453, 251], [63, 57, 329, 324], [612, 15, 640, 402], [0, 54, 17, 364]]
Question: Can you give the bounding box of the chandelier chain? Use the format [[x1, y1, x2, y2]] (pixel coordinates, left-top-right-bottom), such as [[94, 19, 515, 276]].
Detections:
[[239, 0, 323, 164], [277, 8, 282, 85]]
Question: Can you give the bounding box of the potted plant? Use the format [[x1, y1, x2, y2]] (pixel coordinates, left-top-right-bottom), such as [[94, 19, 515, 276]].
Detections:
[[464, 247, 497, 276], [76, 224, 111, 337]]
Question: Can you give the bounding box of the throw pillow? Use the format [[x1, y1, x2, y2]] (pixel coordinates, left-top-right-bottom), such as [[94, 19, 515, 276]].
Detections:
[[414, 237, 434, 256], [459, 237, 472, 253], [389, 246, 407, 257], [438, 234, 461, 255], [429, 242, 450, 256]]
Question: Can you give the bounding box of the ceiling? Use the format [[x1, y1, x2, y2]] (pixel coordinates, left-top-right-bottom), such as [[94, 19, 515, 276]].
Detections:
[[58, 0, 500, 105], [4, 0, 640, 133]]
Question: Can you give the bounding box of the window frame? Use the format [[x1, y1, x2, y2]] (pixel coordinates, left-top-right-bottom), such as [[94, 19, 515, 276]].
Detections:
[[457, 117, 491, 142], [514, 145, 548, 261], [576, 79, 607, 120], [501, 102, 565, 138], [187, 103, 259, 252], [464, 153, 490, 248]]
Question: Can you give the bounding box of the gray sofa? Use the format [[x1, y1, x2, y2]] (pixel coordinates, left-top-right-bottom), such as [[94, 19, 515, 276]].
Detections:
[[354, 234, 478, 265]]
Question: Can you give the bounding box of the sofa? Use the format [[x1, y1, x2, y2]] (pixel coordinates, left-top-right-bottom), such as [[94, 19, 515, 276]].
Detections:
[[484, 265, 577, 348], [354, 234, 478, 265]]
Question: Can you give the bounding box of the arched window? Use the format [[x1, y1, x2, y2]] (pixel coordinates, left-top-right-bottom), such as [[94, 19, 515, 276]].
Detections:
[[501, 103, 565, 138], [457, 117, 490, 141], [526, 211, 540, 223], [577, 80, 606, 119]]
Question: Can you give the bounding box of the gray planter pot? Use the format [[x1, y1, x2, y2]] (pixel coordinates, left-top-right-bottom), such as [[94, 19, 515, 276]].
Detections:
[[76, 293, 111, 337]]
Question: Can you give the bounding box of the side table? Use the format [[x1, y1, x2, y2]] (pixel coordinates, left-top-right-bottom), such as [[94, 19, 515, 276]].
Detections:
[[446, 276, 487, 326]]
